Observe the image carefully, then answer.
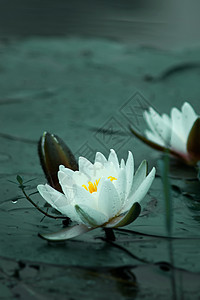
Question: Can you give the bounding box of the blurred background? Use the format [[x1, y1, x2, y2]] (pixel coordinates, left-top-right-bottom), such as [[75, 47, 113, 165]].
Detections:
[[0, 0, 200, 48]]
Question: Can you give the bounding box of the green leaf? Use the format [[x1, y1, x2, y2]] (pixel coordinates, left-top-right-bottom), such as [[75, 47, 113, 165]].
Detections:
[[38, 224, 90, 241], [16, 175, 23, 185], [75, 205, 99, 227], [38, 131, 78, 192], [105, 202, 141, 228]]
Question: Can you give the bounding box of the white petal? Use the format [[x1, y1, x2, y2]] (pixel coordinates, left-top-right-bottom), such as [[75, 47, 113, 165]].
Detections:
[[122, 167, 156, 213], [170, 107, 187, 153], [98, 179, 121, 219], [92, 162, 106, 178], [108, 149, 119, 171], [58, 170, 76, 199], [39, 224, 91, 241], [125, 151, 134, 198], [37, 184, 67, 208], [120, 158, 125, 169], [100, 161, 118, 178], [131, 160, 147, 193], [160, 113, 172, 144], [76, 204, 108, 227], [113, 168, 126, 203], [37, 184, 80, 222], [59, 167, 74, 177], [171, 107, 184, 139], [73, 184, 97, 210], [95, 152, 107, 165], [78, 157, 93, 180], [182, 102, 198, 139], [144, 107, 171, 146], [73, 171, 90, 187], [162, 113, 171, 127], [145, 130, 165, 146], [144, 110, 157, 134], [79, 157, 107, 180], [149, 108, 171, 146], [59, 165, 66, 171]]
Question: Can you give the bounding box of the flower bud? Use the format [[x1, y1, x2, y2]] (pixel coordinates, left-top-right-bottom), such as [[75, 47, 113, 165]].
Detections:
[[38, 132, 78, 192]]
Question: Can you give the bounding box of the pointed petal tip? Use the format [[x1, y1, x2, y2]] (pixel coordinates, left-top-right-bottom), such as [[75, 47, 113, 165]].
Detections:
[[109, 149, 116, 156], [150, 166, 156, 179], [152, 166, 156, 174], [37, 183, 49, 194], [37, 183, 43, 191], [182, 101, 193, 110], [127, 150, 133, 158]]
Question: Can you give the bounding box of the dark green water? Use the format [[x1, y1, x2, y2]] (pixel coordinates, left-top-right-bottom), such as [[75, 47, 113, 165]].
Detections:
[[1, 1, 200, 299]]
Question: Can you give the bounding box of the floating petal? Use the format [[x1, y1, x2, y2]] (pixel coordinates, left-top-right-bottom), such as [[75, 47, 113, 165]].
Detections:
[[39, 224, 90, 241]]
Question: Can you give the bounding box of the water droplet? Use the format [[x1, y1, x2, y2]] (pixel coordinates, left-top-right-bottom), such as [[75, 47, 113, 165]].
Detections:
[[12, 200, 18, 204], [11, 197, 19, 204]]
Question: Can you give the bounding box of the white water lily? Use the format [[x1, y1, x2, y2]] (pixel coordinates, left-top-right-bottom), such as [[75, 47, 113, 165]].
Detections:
[[37, 149, 155, 241], [130, 102, 200, 165]]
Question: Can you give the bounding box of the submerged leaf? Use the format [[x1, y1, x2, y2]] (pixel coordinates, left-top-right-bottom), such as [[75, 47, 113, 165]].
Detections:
[[16, 175, 23, 185], [38, 224, 90, 241], [38, 132, 78, 192]]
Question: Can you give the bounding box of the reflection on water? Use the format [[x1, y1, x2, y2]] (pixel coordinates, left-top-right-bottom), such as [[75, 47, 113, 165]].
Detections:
[[84, 266, 138, 299]]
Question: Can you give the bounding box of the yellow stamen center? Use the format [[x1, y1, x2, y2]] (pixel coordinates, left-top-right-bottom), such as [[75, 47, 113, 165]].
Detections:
[[82, 176, 117, 193]]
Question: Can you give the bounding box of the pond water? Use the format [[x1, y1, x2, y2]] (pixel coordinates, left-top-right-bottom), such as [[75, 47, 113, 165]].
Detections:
[[1, 1, 200, 299]]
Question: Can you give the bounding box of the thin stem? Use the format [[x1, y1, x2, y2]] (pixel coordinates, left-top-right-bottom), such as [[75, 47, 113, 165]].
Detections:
[[162, 151, 177, 300], [21, 187, 66, 220], [103, 228, 116, 241]]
